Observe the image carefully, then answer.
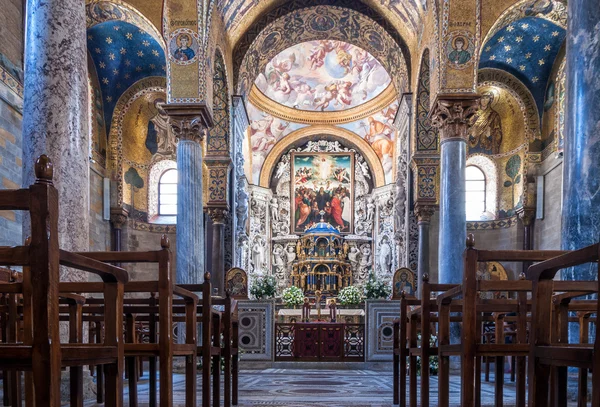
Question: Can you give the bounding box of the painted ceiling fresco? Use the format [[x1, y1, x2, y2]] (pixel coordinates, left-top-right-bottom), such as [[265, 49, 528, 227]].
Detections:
[[339, 100, 399, 183], [248, 96, 399, 184], [247, 101, 307, 184], [479, 16, 566, 115], [87, 20, 166, 128], [254, 41, 392, 112]]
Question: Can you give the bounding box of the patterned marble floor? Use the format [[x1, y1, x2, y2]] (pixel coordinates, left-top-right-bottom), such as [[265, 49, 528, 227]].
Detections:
[[77, 367, 590, 407]]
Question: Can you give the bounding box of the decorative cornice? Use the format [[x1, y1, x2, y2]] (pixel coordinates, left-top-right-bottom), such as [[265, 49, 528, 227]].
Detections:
[[206, 207, 229, 224], [110, 207, 129, 229], [415, 204, 436, 223], [517, 208, 536, 227], [163, 103, 214, 144], [248, 83, 398, 125], [466, 215, 519, 230], [430, 94, 480, 144]]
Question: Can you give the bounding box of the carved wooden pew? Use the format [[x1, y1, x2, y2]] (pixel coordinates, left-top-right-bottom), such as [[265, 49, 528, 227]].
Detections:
[[528, 243, 600, 406], [0, 155, 129, 407], [75, 238, 204, 407], [179, 285, 240, 407], [392, 275, 461, 407], [435, 235, 597, 407]]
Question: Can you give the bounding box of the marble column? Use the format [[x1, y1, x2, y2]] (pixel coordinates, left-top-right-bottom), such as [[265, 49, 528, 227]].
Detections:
[[415, 205, 435, 298], [22, 0, 89, 280], [562, 0, 600, 282], [163, 104, 212, 285], [208, 208, 228, 296], [431, 95, 479, 284], [204, 158, 232, 296]]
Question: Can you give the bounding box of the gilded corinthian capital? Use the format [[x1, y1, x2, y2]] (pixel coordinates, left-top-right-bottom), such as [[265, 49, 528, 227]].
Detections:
[[162, 103, 214, 144], [429, 94, 480, 143]]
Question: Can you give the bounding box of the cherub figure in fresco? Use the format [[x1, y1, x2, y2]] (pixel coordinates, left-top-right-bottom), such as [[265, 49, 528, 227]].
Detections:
[[469, 91, 503, 155], [314, 82, 339, 111], [273, 72, 293, 100], [335, 81, 353, 108], [293, 82, 316, 109], [365, 117, 394, 160], [309, 40, 336, 70], [173, 33, 195, 62], [250, 116, 276, 153], [448, 36, 471, 65]]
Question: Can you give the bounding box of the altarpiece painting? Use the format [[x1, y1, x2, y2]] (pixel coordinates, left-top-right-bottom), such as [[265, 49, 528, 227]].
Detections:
[[291, 152, 354, 234]]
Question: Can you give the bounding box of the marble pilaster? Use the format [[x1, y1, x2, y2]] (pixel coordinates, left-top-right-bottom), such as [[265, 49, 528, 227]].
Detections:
[[415, 205, 435, 299], [562, 0, 600, 282], [22, 0, 89, 280], [207, 208, 228, 296], [431, 95, 479, 285], [163, 104, 212, 285]]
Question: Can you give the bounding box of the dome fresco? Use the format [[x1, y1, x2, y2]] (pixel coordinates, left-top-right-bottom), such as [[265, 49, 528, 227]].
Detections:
[[254, 40, 392, 112]]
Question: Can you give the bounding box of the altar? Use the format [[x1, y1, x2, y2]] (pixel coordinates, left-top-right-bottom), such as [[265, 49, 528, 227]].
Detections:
[[274, 322, 365, 361]]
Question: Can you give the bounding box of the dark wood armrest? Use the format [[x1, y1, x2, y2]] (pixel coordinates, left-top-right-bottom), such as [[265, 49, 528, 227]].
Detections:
[[59, 250, 129, 283], [528, 244, 599, 282], [173, 286, 199, 303]]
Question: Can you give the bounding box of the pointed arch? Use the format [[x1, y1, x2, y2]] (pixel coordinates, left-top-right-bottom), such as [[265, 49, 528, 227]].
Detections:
[[415, 49, 438, 153], [208, 49, 231, 156]]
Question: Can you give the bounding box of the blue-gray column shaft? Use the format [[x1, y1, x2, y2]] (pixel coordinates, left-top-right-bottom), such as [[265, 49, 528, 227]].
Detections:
[[562, 0, 600, 344], [438, 140, 466, 284], [176, 140, 204, 284], [562, 0, 600, 279], [22, 0, 89, 281]]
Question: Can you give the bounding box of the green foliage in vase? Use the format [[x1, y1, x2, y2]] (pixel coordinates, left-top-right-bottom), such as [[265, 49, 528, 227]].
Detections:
[[337, 285, 364, 305], [249, 274, 277, 300], [282, 286, 304, 307], [364, 274, 392, 300]]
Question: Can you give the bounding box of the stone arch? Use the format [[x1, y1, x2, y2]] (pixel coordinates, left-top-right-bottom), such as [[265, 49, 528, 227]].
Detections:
[[107, 77, 167, 206], [466, 154, 498, 218], [481, 0, 567, 53], [85, 0, 165, 50], [235, 5, 408, 98], [148, 159, 178, 220], [415, 49, 438, 153], [259, 125, 385, 188], [476, 68, 540, 143], [232, 1, 412, 88]]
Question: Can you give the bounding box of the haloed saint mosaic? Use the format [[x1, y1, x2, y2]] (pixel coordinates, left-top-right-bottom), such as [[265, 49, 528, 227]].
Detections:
[[291, 152, 354, 234]]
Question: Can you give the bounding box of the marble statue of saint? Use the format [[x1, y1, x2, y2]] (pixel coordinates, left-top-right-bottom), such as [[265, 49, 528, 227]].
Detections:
[[272, 245, 285, 268], [285, 245, 297, 265], [252, 239, 266, 273], [348, 246, 360, 269], [378, 240, 392, 275], [366, 198, 375, 222], [469, 91, 503, 155], [270, 198, 279, 222]]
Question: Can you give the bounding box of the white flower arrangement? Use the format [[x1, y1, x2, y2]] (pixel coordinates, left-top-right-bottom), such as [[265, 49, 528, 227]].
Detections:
[[281, 286, 304, 307], [337, 285, 363, 305]]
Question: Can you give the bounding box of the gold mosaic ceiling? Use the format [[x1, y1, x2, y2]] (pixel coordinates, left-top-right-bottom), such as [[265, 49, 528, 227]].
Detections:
[[216, 0, 424, 48]]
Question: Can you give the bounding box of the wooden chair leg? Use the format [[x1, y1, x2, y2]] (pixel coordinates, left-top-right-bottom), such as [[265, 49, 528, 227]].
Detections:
[[95, 323, 105, 404], [232, 352, 238, 405]]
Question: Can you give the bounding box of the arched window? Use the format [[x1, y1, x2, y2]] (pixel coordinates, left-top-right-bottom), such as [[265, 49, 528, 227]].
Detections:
[[466, 165, 486, 221], [158, 169, 178, 216]]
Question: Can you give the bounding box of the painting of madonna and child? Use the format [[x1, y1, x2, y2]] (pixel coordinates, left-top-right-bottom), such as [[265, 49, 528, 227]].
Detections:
[[292, 153, 354, 234]]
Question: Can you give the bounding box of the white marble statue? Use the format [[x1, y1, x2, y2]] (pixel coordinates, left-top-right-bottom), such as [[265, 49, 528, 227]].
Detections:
[[270, 198, 280, 222], [252, 238, 266, 273], [285, 245, 297, 264], [378, 240, 392, 276], [348, 246, 360, 269], [366, 197, 375, 222]]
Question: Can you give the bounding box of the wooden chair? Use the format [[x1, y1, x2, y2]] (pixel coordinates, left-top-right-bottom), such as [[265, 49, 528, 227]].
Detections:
[[75, 238, 204, 407], [0, 155, 129, 406], [528, 243, 600, 406], [435, 235, 597, 407]]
